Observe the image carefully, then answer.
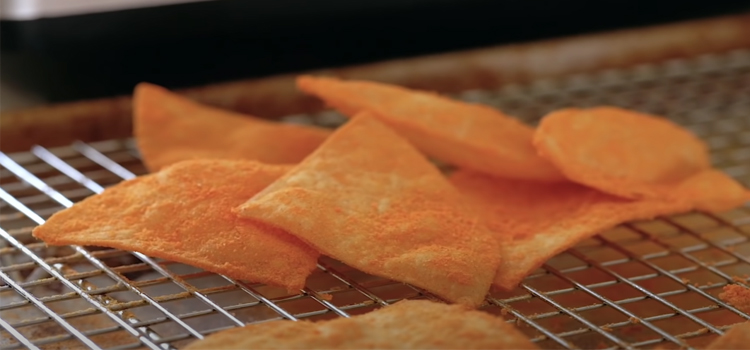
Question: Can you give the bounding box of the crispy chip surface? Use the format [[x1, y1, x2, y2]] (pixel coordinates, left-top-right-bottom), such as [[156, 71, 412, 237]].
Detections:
[[134, 82, 331, 172], [297, 75, 564, 182], [534, 107, 750, 212], [533, 107, 712, 199], [449, 170, 692, 290], [184, 300, 538, 350], [237, 113, 500, 307], [706, 322, 750, 350], [675, 169, 750, 213], [32, 160, 318, 292], [719, 284, 750, 314]]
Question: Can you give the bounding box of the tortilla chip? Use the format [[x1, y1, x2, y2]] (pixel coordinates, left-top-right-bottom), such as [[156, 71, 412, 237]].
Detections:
[[534, 107, 749, 212], [706, 322, 750, 350], [32, 160, 318, 292], [533, 107, 711, 199], [676, 169, 750, 213], [449, 170, 692, 290], [184, 300, 538, 350], [134, 82, 331, 172], [236, 113, 500, 307], [297, 75, 564, 182], [719, 284, 750, 314]]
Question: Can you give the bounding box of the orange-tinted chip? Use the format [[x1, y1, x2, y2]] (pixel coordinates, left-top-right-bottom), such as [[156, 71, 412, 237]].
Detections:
[[134, 83, 331, 172], [675, 169, 750, 213], [32, 160, 318, 292], [297, 75, 564, 182], [449, 170, 692, 290], [237, 113, 500, 307], [534, 106, 749, 212], [534, 107, 711, 199], [706, 321, 750, 350], [184, 300, 538, 350]]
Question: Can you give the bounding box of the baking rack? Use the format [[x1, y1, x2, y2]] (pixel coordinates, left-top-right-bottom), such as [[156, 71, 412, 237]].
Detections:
[[2, 49, 750, 350]]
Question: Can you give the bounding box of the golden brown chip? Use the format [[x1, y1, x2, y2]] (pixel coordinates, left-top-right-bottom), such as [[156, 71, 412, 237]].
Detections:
[[236, 113, 500, 307], [32, 160, 318, 292], [134, 82, 331, 172], [533, 107, 711, 199], [706, 322, 750, 350], [719, 284, 750, 314], [297, 75, 564, 182], [184, 300, 538, 350], [449, 170, 692, 290]]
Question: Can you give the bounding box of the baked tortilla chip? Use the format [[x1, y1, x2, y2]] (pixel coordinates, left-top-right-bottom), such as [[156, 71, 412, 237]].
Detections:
[[32, 160, 318, 292], [236, 113, 500, 307], [534, 106, 749, 212], [184, 300, 538, 350], [134, 82, 331, 171], [706, 322, 750, 350], [297, 75, 564, 182], [534, 107, 709, 199], [449, 170, 692, 290], [676, 169, 750, 213]]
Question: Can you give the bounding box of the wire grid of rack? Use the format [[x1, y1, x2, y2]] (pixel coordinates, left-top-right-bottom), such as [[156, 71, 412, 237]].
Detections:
[[2, 49, 750, 350]]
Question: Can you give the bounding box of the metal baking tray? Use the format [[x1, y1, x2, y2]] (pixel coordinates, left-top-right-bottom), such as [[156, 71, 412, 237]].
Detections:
[[1, 49, 750, 350]]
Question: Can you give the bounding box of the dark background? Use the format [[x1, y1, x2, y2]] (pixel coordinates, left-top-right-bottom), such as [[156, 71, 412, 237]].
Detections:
[[2, 0, 750, 106]]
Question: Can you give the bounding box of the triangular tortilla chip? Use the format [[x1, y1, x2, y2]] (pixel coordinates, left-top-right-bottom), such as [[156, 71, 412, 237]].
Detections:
[[236, 113, 501, 307], [184, 300, 539, 350], [706, 322, 750, 350], [32, 160, 319, 292], [449, 170, 692, 290], [134, 83, 331, 172], [297, 75, 564, 182]]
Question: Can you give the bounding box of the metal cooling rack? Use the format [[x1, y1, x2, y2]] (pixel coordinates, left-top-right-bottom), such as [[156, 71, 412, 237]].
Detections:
[[2, 49, 750, 350]]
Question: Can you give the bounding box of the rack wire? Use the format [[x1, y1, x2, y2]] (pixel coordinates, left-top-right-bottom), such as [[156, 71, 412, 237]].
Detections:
[[2, 49, 750, 350]]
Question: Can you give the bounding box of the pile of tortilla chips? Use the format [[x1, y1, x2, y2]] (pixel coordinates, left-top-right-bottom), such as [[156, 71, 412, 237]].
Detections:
[[295, 76, 749, 290], [33, 78, 749, 328]]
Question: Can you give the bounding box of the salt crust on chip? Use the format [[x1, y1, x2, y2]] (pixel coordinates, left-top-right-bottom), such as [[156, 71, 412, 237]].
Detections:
[[33, 159, 318, 292], [237, 113, 500, 307], [449, 170, 692, 290]]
